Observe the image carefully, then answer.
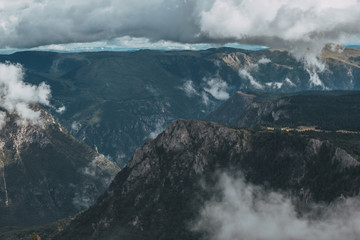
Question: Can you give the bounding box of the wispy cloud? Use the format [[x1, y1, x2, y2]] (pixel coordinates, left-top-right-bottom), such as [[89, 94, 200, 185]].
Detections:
[[149, 118, 166, 139], [239, 68, 264, 90], [180, 80, 200, 97], [195, 173, 360, 240]]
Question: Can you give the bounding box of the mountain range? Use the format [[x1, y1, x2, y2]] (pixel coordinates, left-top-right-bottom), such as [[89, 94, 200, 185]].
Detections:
[[54, 118, 360, 240], [1, 45, 360, 166], [1, 47, 360, 239]]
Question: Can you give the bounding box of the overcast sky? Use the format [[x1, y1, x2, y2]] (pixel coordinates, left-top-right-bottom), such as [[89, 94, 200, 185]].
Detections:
[[1, 0, 360, 55]]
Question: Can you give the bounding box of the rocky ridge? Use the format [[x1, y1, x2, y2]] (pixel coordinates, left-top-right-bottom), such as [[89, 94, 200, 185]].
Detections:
[[54, 119, 360, 240], [0, 107, 120, 228]]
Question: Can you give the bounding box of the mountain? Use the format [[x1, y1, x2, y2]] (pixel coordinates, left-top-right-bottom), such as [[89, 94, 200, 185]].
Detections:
[[206, 90, 360, 131], [53, 119, 360, 240], [0, 107, 120, 228], [1, 46, 360, 166]]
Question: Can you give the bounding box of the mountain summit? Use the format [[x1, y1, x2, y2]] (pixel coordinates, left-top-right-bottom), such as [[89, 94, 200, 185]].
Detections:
[[55, 119, 360, 240]]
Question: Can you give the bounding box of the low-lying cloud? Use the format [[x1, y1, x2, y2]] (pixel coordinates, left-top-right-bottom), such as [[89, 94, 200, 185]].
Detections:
[[180, 77, 230, 105], [149, 118, 166, 139], [0, 62, 51, 128], [203, 77, 230, 100], [180, 80, 200, 97], [239, 68, 264, 90], [258, 57, 271, 65], [195, 173, 360, 240]]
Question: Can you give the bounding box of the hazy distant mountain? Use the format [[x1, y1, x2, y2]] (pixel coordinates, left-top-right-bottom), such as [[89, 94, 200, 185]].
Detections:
[[206, 90, 360, 132], [1, 46, 360, 166], [53, 119, 360, 240], [0, 107, 120, 228]]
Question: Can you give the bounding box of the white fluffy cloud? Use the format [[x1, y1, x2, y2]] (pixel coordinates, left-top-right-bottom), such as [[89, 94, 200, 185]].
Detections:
[[0, 62, 51, 128], [195, 174, 360, 240], [258, 57, 271, 64], [203, 77, 230, 100], [1, 0, 360, 65]]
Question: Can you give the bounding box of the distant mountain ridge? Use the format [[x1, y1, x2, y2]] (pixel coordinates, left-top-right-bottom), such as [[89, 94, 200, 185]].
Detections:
[[206, 90, 360, 132], [1, 46, 360, 165]]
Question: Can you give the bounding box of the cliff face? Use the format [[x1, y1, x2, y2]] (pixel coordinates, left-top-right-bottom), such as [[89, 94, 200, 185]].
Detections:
[[55, 119, 360, 240], [0, 108, 120, 228]]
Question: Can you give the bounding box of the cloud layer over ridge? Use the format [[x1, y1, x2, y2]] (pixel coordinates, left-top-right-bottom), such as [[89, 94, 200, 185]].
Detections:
[[1, 0, 360, 60]]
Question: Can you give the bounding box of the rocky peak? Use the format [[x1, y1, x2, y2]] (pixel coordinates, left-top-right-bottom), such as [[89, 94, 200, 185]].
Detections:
[[0, 107, 120, 228], [221, 52, 252, 70], [55, 119, 360, 240]]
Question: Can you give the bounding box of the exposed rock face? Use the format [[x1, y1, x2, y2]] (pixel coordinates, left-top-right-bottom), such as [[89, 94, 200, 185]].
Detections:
[[55, 119, 360, 240], [0, 108, 120, 228]]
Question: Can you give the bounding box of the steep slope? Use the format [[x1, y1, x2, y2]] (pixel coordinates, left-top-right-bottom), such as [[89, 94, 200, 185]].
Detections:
[[207, 91, 360, 131], [54, 119, 360, 240], [0, 107, 120, 228], [1, 47, 360, 165]]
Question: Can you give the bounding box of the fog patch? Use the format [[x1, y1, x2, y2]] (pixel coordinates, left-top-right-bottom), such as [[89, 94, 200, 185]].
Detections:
[[306, 68, 325, 88], [258, 57, 271, 64], [146, 85, 160, 96], [203, 76, 230, 100], [56, 105, 66, 114], [202, 92, 210, 106], [195, 173, 360, 240], [265, 82, 283, 89], [72, 193, 93, 210], [285, 77, 296, 87], [74, 155, 120, 209], [180, 80, 200, 97], [329, 43, 345, 54], [239, 68, 264, 90], [71, 121, 81, 131], [149, 118, 166, 139]]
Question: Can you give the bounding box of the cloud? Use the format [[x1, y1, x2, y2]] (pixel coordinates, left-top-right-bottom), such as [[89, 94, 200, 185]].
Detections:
[[180, 80, 200, 97], [149, 118, 166, 139], [71, 121, 81, 131], [203, 77, 230, 100], [1, 0, 360, 67], [258, 57, 271, 64], [180, 77, 229, 106], [306, 68, 325, 88], [195, 173, 360, 240], [285, 77, 296, 87], [0, 0, 205, 49], [202, 92, 210, 106], [239, 68, 264, 90], [0, 62, 51, 128], [200, 0, 360, 67], [265, 82, 283, 89], [56, 105, 66, 114]]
